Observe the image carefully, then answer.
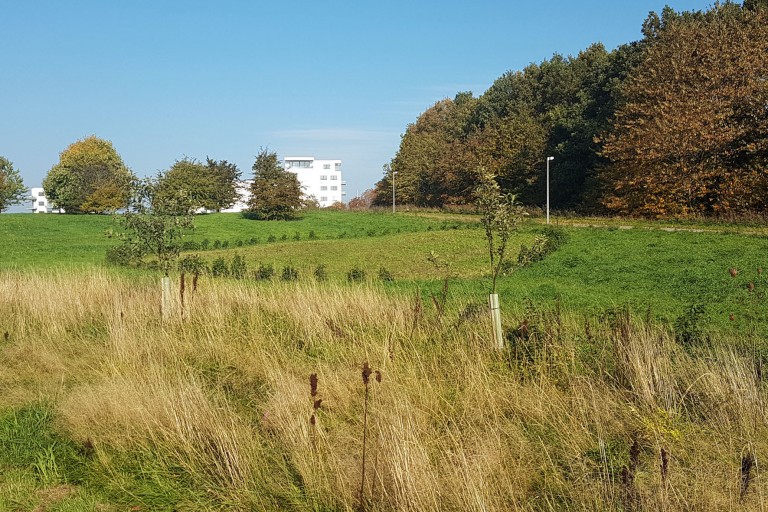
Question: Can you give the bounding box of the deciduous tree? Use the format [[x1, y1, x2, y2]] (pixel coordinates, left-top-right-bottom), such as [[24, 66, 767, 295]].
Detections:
[[0, 156, 28, 213], [600, 5, 768, 216], [246, 149, 302, 220], [43, 136, 134, 213]]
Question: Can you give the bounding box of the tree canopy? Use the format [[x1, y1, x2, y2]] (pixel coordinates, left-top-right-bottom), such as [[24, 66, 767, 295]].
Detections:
[[43, 136, 134, 214], [600, 4, 768, 216], [374, 1, 767, 218], [246, 149, 302, 220], [0, 156, 28, 213], [153, 157, 241, 214]]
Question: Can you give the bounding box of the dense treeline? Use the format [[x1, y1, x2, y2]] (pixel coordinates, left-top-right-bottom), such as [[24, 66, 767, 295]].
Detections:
[[374, 1, 768, 217]]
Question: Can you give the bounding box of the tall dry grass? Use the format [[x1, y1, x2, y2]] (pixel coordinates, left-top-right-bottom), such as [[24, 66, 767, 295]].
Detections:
[[0, 269, 766, 510]]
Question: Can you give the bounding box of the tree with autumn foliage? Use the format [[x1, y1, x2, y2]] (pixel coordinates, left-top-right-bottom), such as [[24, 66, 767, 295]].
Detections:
[[600, 4, 768, 216], [43, 136, 134, 213]]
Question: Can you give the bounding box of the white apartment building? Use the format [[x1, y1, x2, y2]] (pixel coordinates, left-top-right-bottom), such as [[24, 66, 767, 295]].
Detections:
[[28, 187, 63, 213], [284, 157, 345, 208]]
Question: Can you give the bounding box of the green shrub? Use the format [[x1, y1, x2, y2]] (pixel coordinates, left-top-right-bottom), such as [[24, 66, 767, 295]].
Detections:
[[281, 265, 299, 281], [213, 240, 222, 249], [378, 267, 394, 282], [314, 264, 328, 281], [211, 257, 228, 277], [230, 255, 247, 279], [105, 244, 136, 267], [267, 234, 276, 243], [178, 255, 207, 274], [293, 232, 301, 241], [255, 263, 274, 281], [201, 239, 210, 250], [347, 267, 366, 283], [308, 230, 317, 240], [221, 240, 229, 249]]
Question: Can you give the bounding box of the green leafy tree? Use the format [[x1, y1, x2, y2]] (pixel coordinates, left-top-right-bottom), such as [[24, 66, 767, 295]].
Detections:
[[246, 149, 302, 220], [110, 178, 194, 272], [43, 136, 134, 213], [0, 157, 28, 213], [474, 172, 527, 294], [154, 157, 241, 213]]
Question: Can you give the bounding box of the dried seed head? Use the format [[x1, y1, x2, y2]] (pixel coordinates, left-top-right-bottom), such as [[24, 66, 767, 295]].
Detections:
[[310, 373, 318, 397], [361, 362, 372, 385], [748, 282, 755, 292], [729, 268, 738, 278], [2, 331, 8, 342], [314, 398, 323, 410], [730, 313, 735, 321], [375, 370, 382, 383], [310, 414, 316, 426]]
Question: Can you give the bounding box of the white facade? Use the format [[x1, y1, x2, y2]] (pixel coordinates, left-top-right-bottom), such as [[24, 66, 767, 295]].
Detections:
[[284, 157, 345, 208], [28, 187, 63, 213]]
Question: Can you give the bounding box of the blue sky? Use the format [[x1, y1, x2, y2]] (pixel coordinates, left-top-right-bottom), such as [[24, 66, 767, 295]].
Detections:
[[2, 0, 713, 212]]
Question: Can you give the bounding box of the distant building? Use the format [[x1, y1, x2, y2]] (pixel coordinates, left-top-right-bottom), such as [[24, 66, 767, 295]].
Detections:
[[28, 187, 64, 213], [284, 157, 345, 208]]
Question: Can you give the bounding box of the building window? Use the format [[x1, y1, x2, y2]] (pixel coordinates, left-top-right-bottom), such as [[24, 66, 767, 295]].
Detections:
[[330, 175, 338, 180], [320, 186, 327, 191], [286, 160, 312, 168], [320, 196, 328, 202], [38, 191, 45, 196], [323, 164, 330, 169], [320, 175, 328, 180], [335, 163, 341, 169], [38, 201, 45, 206], [330, 186, 338, 191]]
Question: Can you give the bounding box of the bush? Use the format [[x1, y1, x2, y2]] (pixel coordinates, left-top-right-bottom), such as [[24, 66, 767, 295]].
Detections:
[[280, 234, 288, 241], [236, 240, 243, 247], [181, 240, 200, 251], [308, 230, 317, 240], [314, 264, 328, 281], [230, 255, 247, 279], [281, 265, 299, 281], [105, 244, 136, 267], [221, 240, 229, 249], [267, 235, 276, 243], [254, 263, 274, 281], [347, 267, 366, 283], [378, 267, 394, 282], [211, 257, 229, 277], [248, 237, 259, 245], [201, 239, 210, 250], [293, 232, 301, 241], [178, 255, 207, 274], [213, 240, 222, 249]]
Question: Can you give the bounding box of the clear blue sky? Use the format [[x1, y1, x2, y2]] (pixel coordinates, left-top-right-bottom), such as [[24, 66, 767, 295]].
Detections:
[[2, 0, 713, 212]]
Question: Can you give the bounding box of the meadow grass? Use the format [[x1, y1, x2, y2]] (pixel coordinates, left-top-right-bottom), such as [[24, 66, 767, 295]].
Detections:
[[1, 269, 766, 510]]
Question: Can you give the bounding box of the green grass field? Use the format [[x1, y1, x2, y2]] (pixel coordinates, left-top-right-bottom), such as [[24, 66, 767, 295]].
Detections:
[[2, 210, 768, 510], [2, 210, 767, 333]]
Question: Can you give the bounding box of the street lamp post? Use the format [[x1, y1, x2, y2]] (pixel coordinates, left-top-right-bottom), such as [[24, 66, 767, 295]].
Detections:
[[546, 156, 554, 225], [392, 171, 397, 213]]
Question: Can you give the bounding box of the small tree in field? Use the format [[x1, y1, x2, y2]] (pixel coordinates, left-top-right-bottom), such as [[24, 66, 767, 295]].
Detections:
[[0, 157, 28, 213], [110, 178, 194, 273], [246, 149, 302, 220], [474, 172, 527, 294], [475, 171, 527, 349]]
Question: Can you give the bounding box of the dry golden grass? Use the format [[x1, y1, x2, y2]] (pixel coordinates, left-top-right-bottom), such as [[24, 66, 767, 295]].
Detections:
[[1, 269, 767, 511]]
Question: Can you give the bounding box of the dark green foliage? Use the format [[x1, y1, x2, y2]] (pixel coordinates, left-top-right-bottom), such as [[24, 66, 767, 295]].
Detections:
[[255, 263, 275, 281], [314, 264, 328, 281], [518, 227, 569, 267], [377, 267, 394, 282], [213, 240, 222, 249], [280, 265, 299, 281], [246, 149, 302, 220], [178, 255, 207, 274], [347, 267, 366, 283], [308, 230, 317, 240], [280, 234, 288, 241], [674, 303, 709, 347], [0, 156, 28, 213], [248, 237, 259, 245], [230, 255, 247, 279], [221, 240, 229, 249], [236, 239, 243, 247], [211, 257, 229, 277], [201, 238, 210, 250], [105, 244, 138, 267], [293, 232, 301, 241], [181, 240, 200, 251], [267, 234, 276, 243]]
